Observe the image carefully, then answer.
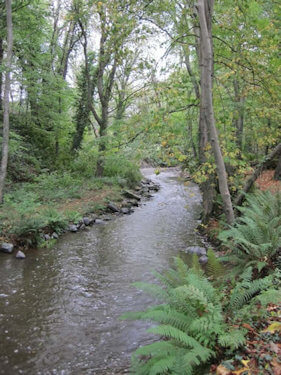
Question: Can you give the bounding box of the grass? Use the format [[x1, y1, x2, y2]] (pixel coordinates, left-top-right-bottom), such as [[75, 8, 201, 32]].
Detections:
[[0, 172, 131, 247]]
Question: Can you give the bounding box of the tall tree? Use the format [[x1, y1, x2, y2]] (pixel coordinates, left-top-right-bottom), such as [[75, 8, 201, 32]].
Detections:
[[0, 0, 13, 202], [197, 0, 234, 224]]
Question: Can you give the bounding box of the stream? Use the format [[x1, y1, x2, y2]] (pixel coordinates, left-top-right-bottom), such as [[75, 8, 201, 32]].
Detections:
[[0, 168, 203, 375]]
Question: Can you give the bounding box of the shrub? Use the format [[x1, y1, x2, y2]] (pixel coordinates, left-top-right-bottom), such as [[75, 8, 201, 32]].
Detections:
[[104, 154, 142, 187], [218, 191, 281, 275]]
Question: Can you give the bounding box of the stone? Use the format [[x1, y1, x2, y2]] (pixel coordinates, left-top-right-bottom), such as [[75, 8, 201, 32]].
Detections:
[[51, 232, 59, 239], [83, 217, 91, 226], [123, 190, 141, 201], [121, 207, 130, 214], [127, 199, 139, 207], [141, 178, 151, 185], [79, 224, 86, 230], [144, 193, 153, 198], [0, 243, 14, 254], [95, 219, 105, 225], [107, 202, 119, 213], [199, 255, 208, 264], [69, 224, 78, 232], [150, 184, 160, 191], [186, 246, 207, 256], [44, 234, 51, 241], [141, 187, 149, 193], [16, 251, 26, 259]]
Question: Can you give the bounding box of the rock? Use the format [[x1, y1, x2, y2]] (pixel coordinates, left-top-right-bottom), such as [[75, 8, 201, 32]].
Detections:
[[95, 219, 105, 225], [186, 246, 207, 256], [123, 190, 141, 201], [127, 199, 139, 207], [51, 232, 59, 239], [199, 255, 208, 264], [69, 224, 78, 232], [107, 202, 120, 213], [44, 234, 51, 241], [141, 178, 151, 185], [141, 187, 149, 193], [149, 184, 160, 191], [16, 251, 26, 259], [121, 207, 130, 214], [102, 215, 112, 221], [0, 243, 14, 254], [79, 223, 86, 230], [144, 193, 153, 198], [83, 217, 91, 226]]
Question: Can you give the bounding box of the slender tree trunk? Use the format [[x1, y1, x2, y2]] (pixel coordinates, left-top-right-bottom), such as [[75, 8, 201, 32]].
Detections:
[[235, 142, 281, 206], [197, 0, 235, 225], [195, 0, 215, 222], [0, 0, 13, 203], [274, 155, 281, 181], [0, 37, 3, 113]]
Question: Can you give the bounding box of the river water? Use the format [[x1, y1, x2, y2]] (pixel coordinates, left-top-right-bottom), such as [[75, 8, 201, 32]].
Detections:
[[0, 168, 203, 375]]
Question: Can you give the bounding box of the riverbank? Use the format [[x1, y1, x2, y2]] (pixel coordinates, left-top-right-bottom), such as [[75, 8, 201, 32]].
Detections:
[[0, 168, 204, 374], [0, 170, 160, 258]]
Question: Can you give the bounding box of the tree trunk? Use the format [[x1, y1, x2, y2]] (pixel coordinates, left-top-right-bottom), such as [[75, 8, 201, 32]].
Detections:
[[236, 142, 281, 206], [0, 0, 13, 203], [187, 10, 215, 222], [197, 0, 235, 225], [274, 155, 281, 181], [0, 37, 3, 113]]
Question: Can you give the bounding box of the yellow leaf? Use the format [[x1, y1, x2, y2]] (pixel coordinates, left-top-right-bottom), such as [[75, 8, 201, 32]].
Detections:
[[262, 322, 281, 333]]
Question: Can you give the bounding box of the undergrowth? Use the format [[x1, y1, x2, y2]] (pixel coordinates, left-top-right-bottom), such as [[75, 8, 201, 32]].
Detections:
[[122, 190, 281, 375], [0, 170, 138, 246]]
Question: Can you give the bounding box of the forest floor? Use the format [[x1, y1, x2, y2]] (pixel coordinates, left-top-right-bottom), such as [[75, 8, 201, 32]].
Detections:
[[255, 169, 281, 193], [207, 169, 281, 375]]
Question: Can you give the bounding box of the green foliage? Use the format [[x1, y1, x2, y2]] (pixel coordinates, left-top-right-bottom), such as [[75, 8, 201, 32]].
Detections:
[[70, 140, 98, 178], [64, 210, 82, 224], [219, 191, 281, 274], [41, 207, 67, 234], [103, 154, 142, 188], [228, 267, 274, 311], [206, 249, 225, 279], [122, 258, 246, 375]]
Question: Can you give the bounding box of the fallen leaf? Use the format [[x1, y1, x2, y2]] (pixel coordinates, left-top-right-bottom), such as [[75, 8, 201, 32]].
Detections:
[[270, 341, 281, 354], [242, 323, 256, 333], [216, 364, 232, 375], [272, 358, 281, 375], [262, 322, 281, 333]]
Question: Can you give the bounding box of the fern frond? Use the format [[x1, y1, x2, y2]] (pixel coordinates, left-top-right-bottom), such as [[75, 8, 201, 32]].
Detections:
[[256, 288, 281, 306], [218, 328, 246, 349], [206, 249, 224, 279], [147, 325, 201, 349]]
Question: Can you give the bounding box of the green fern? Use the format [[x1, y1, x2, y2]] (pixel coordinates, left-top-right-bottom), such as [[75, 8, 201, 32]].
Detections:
[[123, 258, 246, 375], [229, 272, 273, 310], [206, 249, 224, 279], [219, 191, 281, 274]]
